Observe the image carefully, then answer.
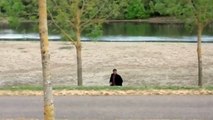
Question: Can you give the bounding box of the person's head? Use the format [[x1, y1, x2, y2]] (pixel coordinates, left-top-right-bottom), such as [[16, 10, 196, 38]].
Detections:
[[113, 69, 117, 74]]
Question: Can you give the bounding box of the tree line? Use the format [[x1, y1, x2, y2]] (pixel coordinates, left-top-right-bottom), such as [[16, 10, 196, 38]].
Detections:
[[0, 0, 191, 21]]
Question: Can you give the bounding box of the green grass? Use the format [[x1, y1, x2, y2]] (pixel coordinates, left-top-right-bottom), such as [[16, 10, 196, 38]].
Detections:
[[0, 86, 43, 91], [1, 85, 213, 91]]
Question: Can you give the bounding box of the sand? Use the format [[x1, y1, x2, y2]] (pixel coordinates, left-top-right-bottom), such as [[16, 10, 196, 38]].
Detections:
[[0, 90, 213, 96], [0, 41, 213, 87]]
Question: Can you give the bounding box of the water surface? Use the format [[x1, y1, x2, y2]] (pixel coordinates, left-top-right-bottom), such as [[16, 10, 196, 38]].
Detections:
[[0, 22, 213, 42]]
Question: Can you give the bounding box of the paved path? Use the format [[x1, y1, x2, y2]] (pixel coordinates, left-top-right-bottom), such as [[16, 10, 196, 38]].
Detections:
[[0, 96, 213, 120]]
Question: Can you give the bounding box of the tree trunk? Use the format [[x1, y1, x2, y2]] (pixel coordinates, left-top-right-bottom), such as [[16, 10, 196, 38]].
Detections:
[[76, 41, 83, 86], [38, 0, 55, 119], [197, 23, 203, 87], [75, 9, 83, 86]]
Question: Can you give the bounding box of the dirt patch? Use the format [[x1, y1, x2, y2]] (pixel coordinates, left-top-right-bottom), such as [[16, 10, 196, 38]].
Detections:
[[0, 41, 213, 86]]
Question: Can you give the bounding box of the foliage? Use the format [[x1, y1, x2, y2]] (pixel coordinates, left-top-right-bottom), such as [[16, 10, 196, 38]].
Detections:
[[48, 0, 122, 41], [1, 0, 24, 26], [154, 0, 213, 25], [1, 0, 180, 21], [115, 0, 156, 19], [21, 0, 38, 20], [1, 0, 38, 27], [124, 0, 150, 19], [0, 1, 6, 17]]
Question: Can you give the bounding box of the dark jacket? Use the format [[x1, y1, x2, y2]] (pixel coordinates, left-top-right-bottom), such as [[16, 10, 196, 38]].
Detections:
[[110, 74, 123, 86]]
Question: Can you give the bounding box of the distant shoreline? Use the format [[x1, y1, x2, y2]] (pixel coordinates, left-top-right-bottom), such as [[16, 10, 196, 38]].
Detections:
[[106, 17, 182, 24], [0, 17, 182, 26]]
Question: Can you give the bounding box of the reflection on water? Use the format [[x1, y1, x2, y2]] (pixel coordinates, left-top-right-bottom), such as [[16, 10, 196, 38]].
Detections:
[[104, 22, 213, 36], [0, 22, 213, 42]]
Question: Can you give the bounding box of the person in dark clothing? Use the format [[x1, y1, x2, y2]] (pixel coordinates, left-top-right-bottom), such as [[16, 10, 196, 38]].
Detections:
[[109, 69, 123, 86]]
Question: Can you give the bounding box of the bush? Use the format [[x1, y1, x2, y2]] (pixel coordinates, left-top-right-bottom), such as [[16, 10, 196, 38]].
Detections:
[[124, 0, 150, 19]]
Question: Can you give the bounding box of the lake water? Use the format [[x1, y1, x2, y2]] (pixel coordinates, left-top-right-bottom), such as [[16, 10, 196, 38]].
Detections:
[[0, 22, 213, 42]]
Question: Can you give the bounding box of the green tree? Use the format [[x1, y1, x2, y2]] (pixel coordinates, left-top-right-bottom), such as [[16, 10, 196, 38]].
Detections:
[[154, 0, 213, 87], [125, 0, 149, 19], [0, 1, 5, 17], [153, 0, 174, 16], [1, 0, 38, 26], [0, 0, 24, 26], [48, 0, 121, 86]]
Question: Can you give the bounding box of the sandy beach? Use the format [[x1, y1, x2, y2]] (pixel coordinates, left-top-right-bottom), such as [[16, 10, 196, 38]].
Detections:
[[0, 41, 213, 87]]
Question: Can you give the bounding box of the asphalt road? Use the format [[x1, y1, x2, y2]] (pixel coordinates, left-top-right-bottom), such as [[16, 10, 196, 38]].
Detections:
[[0, 96, 213, 120]]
